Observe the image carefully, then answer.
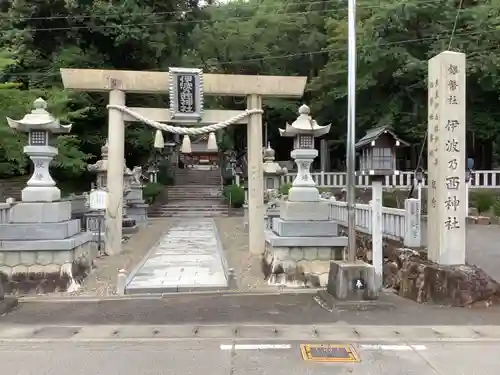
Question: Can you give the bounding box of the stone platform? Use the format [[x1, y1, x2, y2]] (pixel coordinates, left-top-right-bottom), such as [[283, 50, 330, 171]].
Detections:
[[125, 218, 228, 294], [0, 201, 96, 294]]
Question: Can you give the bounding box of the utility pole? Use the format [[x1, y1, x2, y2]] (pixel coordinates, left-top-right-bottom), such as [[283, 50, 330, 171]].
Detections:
[[346, 0, 357, 262]]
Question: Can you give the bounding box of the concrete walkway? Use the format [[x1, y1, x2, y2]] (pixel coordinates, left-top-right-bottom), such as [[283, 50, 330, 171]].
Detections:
[[125, 218, 228, 294]]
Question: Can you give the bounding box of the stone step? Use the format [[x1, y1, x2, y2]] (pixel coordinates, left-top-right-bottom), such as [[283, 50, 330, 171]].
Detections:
[[158, 204, 227, 209], [166, 185, 221, 190], [151, 206, 228, 211], [149, 211, 228, 217]]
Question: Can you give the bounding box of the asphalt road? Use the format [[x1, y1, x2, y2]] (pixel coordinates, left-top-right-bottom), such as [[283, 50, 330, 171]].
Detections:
[[3, 293, 500, 326], [0, 339, 497, 375]]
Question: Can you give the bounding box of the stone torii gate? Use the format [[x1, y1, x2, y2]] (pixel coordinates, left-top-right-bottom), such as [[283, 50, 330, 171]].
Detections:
[[60, 68, 306, 256]]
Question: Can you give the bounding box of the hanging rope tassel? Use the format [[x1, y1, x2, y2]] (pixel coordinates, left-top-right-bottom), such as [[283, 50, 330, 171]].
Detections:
[[181, 134, 192, 153], [206, 132, 218, 152], [153, 129, 164, 149]]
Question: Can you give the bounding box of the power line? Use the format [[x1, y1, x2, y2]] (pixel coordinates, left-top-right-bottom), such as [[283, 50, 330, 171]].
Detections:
[[448, 0, 466, 49], [2, 27, 497, 77], [0, 0, 458, 28], [216, 28, 500, 65], [0, 8, 468, 34], [0, 0, 333, 21]]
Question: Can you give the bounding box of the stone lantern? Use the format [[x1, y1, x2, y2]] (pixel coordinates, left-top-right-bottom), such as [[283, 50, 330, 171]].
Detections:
[[262, 143, 287, 191], [7, 98, 71, 202], [1, 98, 95, 294], [87, 140, 138, 235], [278, 104, 330, 201], [263, 105, 347, 288]]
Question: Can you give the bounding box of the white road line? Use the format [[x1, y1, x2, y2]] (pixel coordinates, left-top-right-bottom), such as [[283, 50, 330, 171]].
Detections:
[[220, 344, 292, 350], [359, 344, 427, 351]]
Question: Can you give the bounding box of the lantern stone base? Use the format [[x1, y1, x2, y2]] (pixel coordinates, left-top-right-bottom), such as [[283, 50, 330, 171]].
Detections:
[[21, 186, 61, 203], [126, 203, 149, 225], [326, 260, 379, 301], [272, 218, 339, 237], [0, 220, 80, 240], [0, 232, 97, 294], [0, 200, 97, 294], [9, 201, 72, 223], [288, 186, 319, 202], [280, 200, 330, 221], [263, 230, 347, 287]]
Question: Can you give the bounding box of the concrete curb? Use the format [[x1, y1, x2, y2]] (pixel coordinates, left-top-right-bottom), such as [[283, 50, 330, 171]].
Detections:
[[315, 290, 396, 311], [18, 288, 323, 303], [0, 297, 18, 314]]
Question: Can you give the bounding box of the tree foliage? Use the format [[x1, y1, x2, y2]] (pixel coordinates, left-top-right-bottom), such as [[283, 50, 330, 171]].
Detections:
[[1, 0, 500, 184]]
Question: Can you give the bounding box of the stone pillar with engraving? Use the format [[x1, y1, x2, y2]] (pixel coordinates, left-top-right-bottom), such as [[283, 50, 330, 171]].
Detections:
[[427, 51, 466, 265], [0, 98, 95, 294], [263, 105, 348, 287]]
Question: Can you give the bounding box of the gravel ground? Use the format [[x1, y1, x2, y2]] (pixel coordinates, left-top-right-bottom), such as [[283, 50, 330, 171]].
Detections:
[[72, 218, 176, 296], [214, 217, 272, 292], [71, 216, 271, 297]]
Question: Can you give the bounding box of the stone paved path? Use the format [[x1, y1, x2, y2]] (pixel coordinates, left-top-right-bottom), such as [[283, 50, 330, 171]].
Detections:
[[125, 218, 228, 294]]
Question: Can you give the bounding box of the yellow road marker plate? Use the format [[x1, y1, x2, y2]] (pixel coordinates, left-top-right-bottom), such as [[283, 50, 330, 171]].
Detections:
[[300, 344, 360, 362]]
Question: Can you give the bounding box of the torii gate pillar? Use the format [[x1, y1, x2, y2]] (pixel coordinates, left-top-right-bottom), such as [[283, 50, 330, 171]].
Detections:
[[107, 88, 126, 255], [247, 94, 265, 254], [60, 68, 307, 257]]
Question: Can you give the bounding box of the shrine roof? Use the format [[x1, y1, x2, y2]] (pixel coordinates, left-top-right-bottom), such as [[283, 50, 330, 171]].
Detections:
[[355, 125, 410, 148]]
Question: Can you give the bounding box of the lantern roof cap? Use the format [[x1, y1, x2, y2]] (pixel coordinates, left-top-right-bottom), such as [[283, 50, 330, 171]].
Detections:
[[279, 104, 330, 137], [263, 142, 287, 175], [6, 98, 72, 133]]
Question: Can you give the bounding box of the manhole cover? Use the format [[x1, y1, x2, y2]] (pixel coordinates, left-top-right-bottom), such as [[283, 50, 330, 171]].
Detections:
[[300, 344, 360, 362]]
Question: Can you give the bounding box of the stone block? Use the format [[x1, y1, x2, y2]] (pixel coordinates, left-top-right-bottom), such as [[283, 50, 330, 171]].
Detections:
[[3, 252, 20, 267], [265, 230, 348, 247], [21, 186, 61, 203], [12, 265, 29, 275], [288, 186, 320, 202], [52, 251, 75, 264], [0, 231, 92, 251], [327, 260, 379, 301], [36, 251, 54, 265], [9, 201, 71, 223], [0, 219, 80, 240], [126, 186, 144, 202], [19, 251, 37, 266], [317, 248, 333, 260], [290, 247, 304, 261], [279, 201, 330, 221], [272, 218, 339, 237], [127, 205, 148, 224], [303, 247, 318, 260]]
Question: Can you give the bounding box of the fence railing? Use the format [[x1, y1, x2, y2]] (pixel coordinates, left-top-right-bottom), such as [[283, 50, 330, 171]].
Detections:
[[0, 202, 12, 224], [264, 198, 421, 247], [282, 170, 500, 189], [328, 201, 406, 241]]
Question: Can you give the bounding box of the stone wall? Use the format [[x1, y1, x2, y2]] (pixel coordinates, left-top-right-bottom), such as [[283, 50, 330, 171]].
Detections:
[[263, 243, 344, 287], [384, 247, 500, 307], [0, 240, 97, 294]]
